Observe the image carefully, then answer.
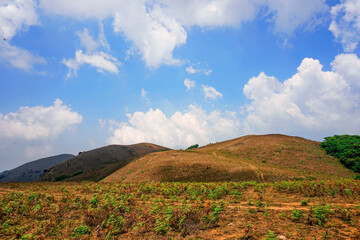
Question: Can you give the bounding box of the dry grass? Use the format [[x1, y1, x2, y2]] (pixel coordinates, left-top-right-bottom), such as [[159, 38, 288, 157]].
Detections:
[[103, 134, 355, 183]]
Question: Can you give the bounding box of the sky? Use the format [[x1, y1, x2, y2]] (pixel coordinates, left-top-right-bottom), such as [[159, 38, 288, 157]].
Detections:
[[1, 0, 360, 171]]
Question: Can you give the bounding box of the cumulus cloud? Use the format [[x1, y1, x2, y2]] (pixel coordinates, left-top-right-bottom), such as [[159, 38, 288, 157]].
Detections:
[[0, 0, 45, 70], [184, 78, 195, 90], [0, 0, 38, 40], [107, 105, 240, 148], [329, 0, 360, 52], [202, 85, 223, 100], [39, 0, 327, 68], [0, 99, 82, 140], [243, 53, 360, 139], [63, 50, 120, 79]]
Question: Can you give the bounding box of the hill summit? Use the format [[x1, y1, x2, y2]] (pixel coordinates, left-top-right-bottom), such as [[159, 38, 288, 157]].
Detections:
[[102, 134, 355, 182], [41, 143, 168, 182]]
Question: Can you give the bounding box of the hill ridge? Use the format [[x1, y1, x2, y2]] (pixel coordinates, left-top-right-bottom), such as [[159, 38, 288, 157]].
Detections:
[[103, 134, 355, 182], [0, 154, 74, 182], [41, 143, 169, 182]]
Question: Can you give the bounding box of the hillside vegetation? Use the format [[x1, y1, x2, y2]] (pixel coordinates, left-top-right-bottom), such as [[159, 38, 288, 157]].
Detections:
[[321, 135, 360, 173], [103, 134, 355, 183], [0, 154, 74, 183], [41, 143, 168, 182], [1, 180, 359, 239]]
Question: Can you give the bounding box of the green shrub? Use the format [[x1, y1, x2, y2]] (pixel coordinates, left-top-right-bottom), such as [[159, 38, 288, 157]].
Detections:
[[312, 205, 332, 225], [321, 135, 360, 173], [186, 144, 199, 150], [292, 208, 303, 221], [265, 230, 277, 240], [72, 225, 91, 237]]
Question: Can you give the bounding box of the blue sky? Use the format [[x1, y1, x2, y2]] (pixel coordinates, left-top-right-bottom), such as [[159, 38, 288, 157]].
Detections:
[[1, 0, 360, 171]]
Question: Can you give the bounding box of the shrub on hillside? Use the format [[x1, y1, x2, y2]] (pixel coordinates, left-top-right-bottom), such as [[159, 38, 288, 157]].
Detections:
[[321, 135, 360, 173], [186, 144, 199, 150]]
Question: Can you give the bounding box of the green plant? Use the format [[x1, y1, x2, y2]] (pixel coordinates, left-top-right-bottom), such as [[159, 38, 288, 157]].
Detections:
[[186, 144, 199, 150], [292, 208, 303, 221], [301, 199, 309, 206], [265, 230, 277, 240], [72, 225, 91, 237], [313, 205, 332, 225], [321, 135, 360, 173]]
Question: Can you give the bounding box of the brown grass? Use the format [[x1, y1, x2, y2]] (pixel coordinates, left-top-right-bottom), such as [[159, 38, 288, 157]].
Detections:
[[102, 134, 355, 183]]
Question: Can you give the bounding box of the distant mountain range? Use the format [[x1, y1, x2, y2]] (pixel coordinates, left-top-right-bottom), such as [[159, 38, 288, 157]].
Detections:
[[0, 154, 74, 182], [41, 143, 169, 182], [1, 134, 355, 183]]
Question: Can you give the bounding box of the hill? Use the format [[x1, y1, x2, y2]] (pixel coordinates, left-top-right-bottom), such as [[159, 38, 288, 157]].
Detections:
[[41, 143, 169, 182], [102, 134, 355, 183], [0, 154, 74, 182]]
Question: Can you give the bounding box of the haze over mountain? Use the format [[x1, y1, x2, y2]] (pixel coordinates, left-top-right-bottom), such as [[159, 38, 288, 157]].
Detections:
[[0, 154, 74, 182], [102, 134, 355, 183], [41, 143, 168, 182]]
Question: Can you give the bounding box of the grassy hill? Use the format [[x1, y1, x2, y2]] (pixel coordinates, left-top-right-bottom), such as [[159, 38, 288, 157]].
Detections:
[[41, 143, 168, 182], [103, 134, 355, 183], [0, 154, 74, 182]]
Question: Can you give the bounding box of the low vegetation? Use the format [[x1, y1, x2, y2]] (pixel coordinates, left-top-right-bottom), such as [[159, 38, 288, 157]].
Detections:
[[1, 179, 360, 239], [321, 135, 360, 173]]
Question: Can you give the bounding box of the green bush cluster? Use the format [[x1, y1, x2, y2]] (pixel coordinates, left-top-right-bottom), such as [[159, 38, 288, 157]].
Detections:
[[186, 144, 199, 150], [321, 135, 360, 173]]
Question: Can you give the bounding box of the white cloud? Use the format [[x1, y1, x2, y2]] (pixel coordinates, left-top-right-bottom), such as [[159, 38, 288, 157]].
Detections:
[[263, 0, 328, 34], [107, 105, 240, 148], [39, 0, 327, 68], [185, 65, 197, 74], [141, 88, 147, 98], [0, 0, 45, 70], [77, 24, 110, 53], [186, 64, 212, 75], [140, 88, 149, 102], [243, 53, 360, 139], [184, 78, 195, 90], [77, 28, 98, 53], [329, 0, 360, 52], [0, 99, 82, 140], [63, 50, 120, 79], [161, 0, 327, 34], [202, 85, 223, 100], [0, 0, 38, 40], [64, 25, 119, 78], [0, 41, 45, 70]]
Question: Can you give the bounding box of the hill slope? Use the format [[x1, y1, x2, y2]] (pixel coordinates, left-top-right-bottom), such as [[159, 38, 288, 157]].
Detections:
[[0, 154, 74, 182], [103, 134, 355, 182], [41, 143, 168, 182]]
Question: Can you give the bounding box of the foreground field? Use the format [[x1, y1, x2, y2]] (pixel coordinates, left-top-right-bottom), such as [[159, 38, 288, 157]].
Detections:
[[1, 180, 360, 239]]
